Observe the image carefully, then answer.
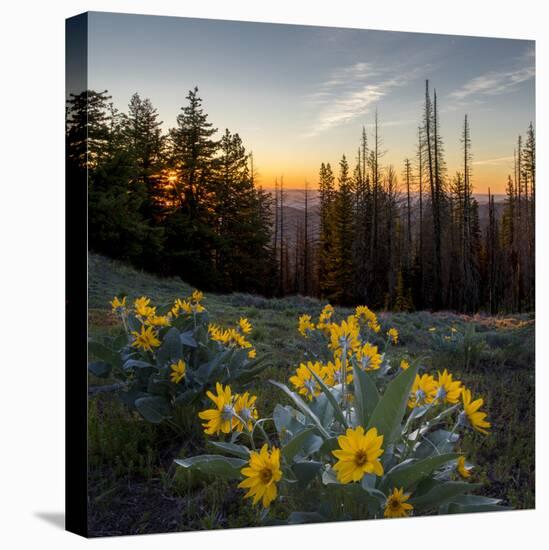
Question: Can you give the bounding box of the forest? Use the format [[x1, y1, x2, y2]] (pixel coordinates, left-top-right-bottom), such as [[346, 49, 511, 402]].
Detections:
[[66, 82, 535, 313]]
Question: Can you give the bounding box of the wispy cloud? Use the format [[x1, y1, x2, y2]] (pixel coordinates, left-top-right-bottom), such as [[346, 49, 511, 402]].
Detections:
[[472, 156, 514, 166], [449, 48, 534, 101], [303, 62, 422, 137]]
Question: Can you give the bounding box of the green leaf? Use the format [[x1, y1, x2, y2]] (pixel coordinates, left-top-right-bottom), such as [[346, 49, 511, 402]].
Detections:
[[282, 427, 320, 461], [157, 327, 183, 366], [415, 429, 459, 458], [195, 349, 232, 384], [234, 356, 270, 384], [134, 395, 172, 424], [123, 359, 154, 371], [380, 453, 459, 492], [88, 361, 112, 378], [352, 365, 380, 429], [305, 363, 348, 429], [292, 460, 322, 487], [88, 341, 119, 367], [207, 441, 251, 459], [270, 380, 330, 439], [410, 481, 481, 511], [367, 363, 419, 444], [175, 455, 246, 480], [180, 330, 198, 348]]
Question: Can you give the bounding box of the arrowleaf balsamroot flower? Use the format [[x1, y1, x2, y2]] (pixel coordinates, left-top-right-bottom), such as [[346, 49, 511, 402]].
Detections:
[[456, 455, 472, 479], [134, 296, 156, 318], [435, 369, 462, 404], [400, 359, 410, 371], [238, 444, 282, 508], [332, 426, 384, 483], [131, 325, 161, 352], [387, 327, 399, 344], [329, 316, 360, 355], [289, 361, 326, 400], [239, 317, 253, 335], [145, 314, 171, 327], [355, 305, 381, 333], [298, 314, 316, 337], [408, 373, 438, 408], [234, 392, 259, 431], [356, 342, 382, 371], [323, 357, 352, 386], [317, 304, 334, 331], [110, 295, 126, 312], [198, 383, 236, 435], [461, 389, 491, 435], [384, 488, 413, 518], [170, 359, 186, 384]]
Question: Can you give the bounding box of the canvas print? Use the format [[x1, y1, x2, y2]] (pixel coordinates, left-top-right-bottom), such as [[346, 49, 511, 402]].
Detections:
[[66, 11, 535, 537]]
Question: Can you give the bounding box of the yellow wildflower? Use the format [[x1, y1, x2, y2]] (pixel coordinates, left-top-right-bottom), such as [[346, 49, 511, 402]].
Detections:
[[134, 296, 155, 318], [329, 316, 360, 355], [317, 304, 334, 330], [145, 314, 170, 327], [461, 389, 491, 435], [356, 342, 382, 371], [248, 349, 257, 359], [400, 359, 410, 371], [110, 295, 126, 312], [332, 426, 384, 483], [234, 392, 259, 431], [238, 444, 282, 508], [289, 361, 326, 400], [170, 359, 186, 384], [387, 327, 399, 344], [323, 357, 353, 386], [298, 314, 315, 337], [435, 369, 462, 404], [198, 383, 235, 435], [239, 317, 253, 335], [131, 325, 161, 352], [384, 488, 413, 518], [408, 373, 437, 408], [191, 289, 203, 303], [456, 456, 472, 479], [355, 305, 381, 333]]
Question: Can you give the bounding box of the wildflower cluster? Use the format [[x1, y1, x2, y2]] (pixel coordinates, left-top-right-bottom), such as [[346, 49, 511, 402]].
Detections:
[[208, 318, 257, 359], [177, 303, 503, 523], [88, 291, 266, 425]]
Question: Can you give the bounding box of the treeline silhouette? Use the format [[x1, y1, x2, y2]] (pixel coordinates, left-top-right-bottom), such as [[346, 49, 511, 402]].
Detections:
[[67, 83, 535, 312]]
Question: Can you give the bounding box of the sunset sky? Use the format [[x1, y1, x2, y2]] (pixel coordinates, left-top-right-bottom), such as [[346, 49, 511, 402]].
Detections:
[[86, 12, 535, 193]]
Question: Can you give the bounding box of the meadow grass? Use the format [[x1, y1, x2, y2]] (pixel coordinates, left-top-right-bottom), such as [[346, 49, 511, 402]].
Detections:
[[87, 253, 535, 534]]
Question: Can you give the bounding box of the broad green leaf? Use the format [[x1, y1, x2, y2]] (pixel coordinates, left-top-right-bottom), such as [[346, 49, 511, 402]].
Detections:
[[157, 327, 182, 366], [446, 502, 511, 514], [180, 330, 198, 348], [415, 429, 459, 458], [88, 361, 112, 378], [367, 363, 419, 444], [175, 455, 246, 480], [270, 380, 330, 438], [410, 481, 481, 511], [305, 364, 348, 429], [123, 359, 154, 371], [134, 395, 172, 424], [292, 460, 322, 487], [207, 441, 251, 459], [352, 365, 380, 428], [282, 427, 320, 461], [380, 453, 459, 492]]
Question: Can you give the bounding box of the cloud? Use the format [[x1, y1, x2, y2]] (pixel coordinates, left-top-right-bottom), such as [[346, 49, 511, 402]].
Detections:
[[472, 156, 514, 166], [303, 62, 421, 137], [449, 48, 534, 101]]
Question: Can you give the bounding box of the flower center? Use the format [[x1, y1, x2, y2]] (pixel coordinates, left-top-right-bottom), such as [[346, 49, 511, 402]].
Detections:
[[221, 405, 234, 421], [259, 467, 273, 484], [390, 498, 400, 509], [354, 450, 368, 467]]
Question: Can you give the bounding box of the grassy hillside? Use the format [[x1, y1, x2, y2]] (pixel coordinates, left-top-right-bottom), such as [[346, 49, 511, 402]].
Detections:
[[87, 253, 535, 536]]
